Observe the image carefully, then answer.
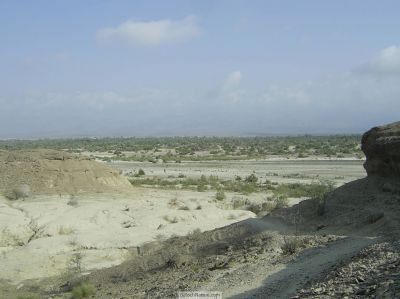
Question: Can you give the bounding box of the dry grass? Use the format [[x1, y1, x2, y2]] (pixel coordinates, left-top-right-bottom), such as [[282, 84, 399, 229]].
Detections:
[[281, 236, 302, 255]]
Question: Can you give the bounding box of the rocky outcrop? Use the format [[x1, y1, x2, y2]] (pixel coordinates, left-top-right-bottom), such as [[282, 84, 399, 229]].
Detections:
[[361, 121, 400, 177]]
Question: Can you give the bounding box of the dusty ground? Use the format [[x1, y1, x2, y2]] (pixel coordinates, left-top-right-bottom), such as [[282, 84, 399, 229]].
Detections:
[[0, 189, 254, 284], [73, 176, 398, 299], [2, 150, 396, 299], [0, 149, 132, 196], [109, 159, 365, 185], [297, 240, 400, 298]]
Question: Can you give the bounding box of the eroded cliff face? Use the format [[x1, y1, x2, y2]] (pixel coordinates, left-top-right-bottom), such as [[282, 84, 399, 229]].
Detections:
[[0, 149, 132, 196], [361, 121, 400, 177]]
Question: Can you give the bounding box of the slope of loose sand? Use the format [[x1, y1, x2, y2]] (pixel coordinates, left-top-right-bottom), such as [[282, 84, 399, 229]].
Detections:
[[0, 150, 255, 284], [75, 176, 399, 299], [2, 149, 397, 298], [0, 189, 255, 284], [0, 149, 132, 196]]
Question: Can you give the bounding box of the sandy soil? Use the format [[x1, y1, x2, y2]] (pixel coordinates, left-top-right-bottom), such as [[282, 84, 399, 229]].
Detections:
[[109, 159, 365, 185], [0, 189, 254, 284], [50, 176, 398, 299], [2, 150, 388, 299], [0, 149, 132, 196]]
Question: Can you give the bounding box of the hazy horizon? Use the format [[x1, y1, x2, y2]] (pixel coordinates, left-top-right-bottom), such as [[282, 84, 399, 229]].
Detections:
[[1, 1, 400, 138]]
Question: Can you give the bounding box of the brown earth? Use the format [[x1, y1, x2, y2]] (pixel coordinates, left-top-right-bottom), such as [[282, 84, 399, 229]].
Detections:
[[0, 149, 132, 196]]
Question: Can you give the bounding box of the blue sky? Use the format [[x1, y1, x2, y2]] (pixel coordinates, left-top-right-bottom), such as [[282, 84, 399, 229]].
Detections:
[[1, 0, 400, 137]]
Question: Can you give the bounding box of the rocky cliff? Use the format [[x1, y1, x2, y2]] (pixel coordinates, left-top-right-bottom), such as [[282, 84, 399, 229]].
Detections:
[[361, 121, 400, 177]]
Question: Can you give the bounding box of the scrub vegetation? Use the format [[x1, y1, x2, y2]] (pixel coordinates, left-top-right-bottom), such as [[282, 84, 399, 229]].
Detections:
[[0, 135, 362, 161]]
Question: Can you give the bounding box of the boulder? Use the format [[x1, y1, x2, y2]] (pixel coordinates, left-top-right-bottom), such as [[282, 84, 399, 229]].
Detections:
[[361, 121, 400, 177]]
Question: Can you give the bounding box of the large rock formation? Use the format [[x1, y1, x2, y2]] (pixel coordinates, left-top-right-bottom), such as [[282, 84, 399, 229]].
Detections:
[[361, 121, 400, 177]]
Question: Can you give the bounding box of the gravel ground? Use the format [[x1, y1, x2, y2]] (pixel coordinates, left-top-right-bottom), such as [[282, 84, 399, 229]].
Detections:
[[295, 241, 400, 298]]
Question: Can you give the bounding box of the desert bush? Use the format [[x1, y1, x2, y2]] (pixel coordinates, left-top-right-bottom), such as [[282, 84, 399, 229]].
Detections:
[[273, 194, 289, 209], [197, 184, 207, 192], [215, 189, 226, 201], [261, 201, 277, 213], [178, 205, 190, 211], [245, 203, 262, 214], [70, 252, 83, 273], [273, 180, 334, 199], [5, 184, 31, 200], [232, 197, 246, 209], [244, 172, 258, 183], [27, 219, 44, 243], [281, 236, 301, 255], [240, 183, 257, 194], [1, 227, 25, 246], [67, 197, 79, 207], [309, 180, 335, 201], [310, 180, 335, 216], [71, 282, 95, 299], [137, 168, 145, 176], [59, 251, 85, 293], [187, 228, 202, 240], [16, 294, 40, 299], [168, 197, 178, 208]]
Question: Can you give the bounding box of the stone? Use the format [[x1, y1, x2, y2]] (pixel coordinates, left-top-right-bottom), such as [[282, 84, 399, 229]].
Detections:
[[361, 121, 400, 177]]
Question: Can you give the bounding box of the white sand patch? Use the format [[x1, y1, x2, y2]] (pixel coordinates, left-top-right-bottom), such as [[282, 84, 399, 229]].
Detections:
[[0, 189, 254, 284]]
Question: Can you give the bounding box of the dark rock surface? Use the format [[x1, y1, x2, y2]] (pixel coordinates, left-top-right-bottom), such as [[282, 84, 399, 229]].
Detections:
[[361, 121, 400, 177], [296, 241, 400, 298]]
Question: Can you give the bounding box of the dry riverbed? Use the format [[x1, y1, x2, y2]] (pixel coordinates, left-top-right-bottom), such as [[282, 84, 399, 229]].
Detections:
[[0, 156, 367, 298]]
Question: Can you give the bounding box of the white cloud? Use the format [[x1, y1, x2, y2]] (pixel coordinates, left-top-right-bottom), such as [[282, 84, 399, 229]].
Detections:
[[96, 15, 200, 47], [356, 45, 400, 75], [259, 86, 311, 106], [220, 71, 244, 103], [223, 71, 242, 89]]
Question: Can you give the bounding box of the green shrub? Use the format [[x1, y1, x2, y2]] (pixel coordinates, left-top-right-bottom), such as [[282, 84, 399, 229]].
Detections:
[[5, 184, 31, 200], [215, 189, 226, 201], [197, 184, 207, 192], [246, 203, 262, 214], [309, 180, 335, 216], [71, 282, 95, 299], [273, 180, 335, 201], [67, 197, 79, 207], [244, 172, 258, 183], [273, 194, 289, 209], [137, 168, 145, 176], [17, 295, 40, 299]]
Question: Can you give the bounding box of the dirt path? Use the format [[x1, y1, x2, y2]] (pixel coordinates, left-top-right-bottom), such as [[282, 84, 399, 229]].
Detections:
[[205, 236, 376, 299]]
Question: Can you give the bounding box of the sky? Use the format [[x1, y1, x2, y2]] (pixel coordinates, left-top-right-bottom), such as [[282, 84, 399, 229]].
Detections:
[[1, 0, 400, 137]]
